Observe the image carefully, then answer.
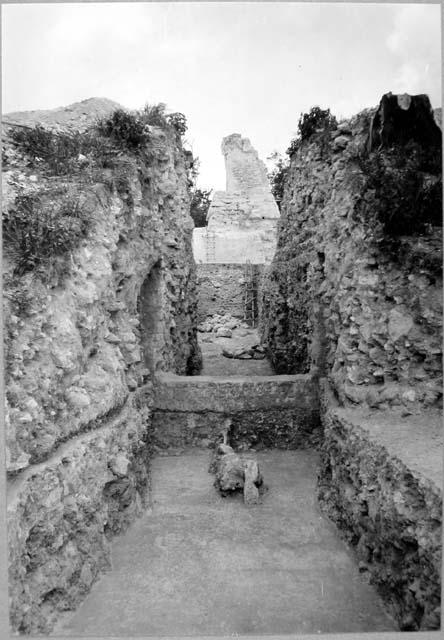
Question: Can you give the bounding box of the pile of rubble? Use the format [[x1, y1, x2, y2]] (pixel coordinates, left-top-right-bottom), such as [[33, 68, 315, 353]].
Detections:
[[197, 313, 249, 338]]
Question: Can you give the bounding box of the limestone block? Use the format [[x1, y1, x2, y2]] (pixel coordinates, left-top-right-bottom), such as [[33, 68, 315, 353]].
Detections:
[[332, 135, 350, 151], [243, 459, 261, 505], [388, 309, 414, 342], [210, 443, 264, 505], [215, 327, 232, 338]]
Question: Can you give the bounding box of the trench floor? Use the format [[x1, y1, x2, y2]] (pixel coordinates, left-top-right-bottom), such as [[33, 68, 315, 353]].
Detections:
[[199, 326, 274, 376], [57, 450, 395, 636]]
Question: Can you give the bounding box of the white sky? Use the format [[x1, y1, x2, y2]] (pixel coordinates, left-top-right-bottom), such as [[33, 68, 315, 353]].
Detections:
[[2, 2, 442, 190]]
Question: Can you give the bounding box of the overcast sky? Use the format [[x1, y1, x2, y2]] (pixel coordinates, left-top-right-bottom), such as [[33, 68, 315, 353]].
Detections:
[[2, 2, 442, 190]]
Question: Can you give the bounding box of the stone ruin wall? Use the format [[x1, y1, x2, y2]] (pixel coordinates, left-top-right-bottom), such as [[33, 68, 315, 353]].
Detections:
[[318, 393, 442, 630], [221, 133, 279, 215], [260, 95, 442, 412], [152, 372, 321, 452], [3, 124, 201, 633], [193, 134, 280, 264], [196, 263, 264, 323], [259, 92, 442, 631]]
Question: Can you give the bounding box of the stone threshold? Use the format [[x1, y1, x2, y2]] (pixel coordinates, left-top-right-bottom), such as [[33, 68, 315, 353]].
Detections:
[[153, 372, 320, 413]]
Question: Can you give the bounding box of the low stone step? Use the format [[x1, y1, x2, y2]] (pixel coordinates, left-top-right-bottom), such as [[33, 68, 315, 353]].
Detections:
[[151, 373, 321, 452], [153, 372, 319, 413]]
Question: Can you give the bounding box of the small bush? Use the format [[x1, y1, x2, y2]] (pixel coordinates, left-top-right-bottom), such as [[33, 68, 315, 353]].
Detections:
[[287, 106, 337, 157], [190, 188, 212, 227], [267, 152, 289, 208], [298, 106, 337, 141], [142, 104, 187, 136], [96, 109, 148, 149], [166, 112, 187, 137], [3, 192, 91, 276], [142, 103, 168, 128]]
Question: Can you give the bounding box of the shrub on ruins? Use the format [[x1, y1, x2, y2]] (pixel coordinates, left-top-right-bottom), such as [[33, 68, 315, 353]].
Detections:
[[297, 106, 337, 141], [287, 106, 338, 157], [3, 191, 91, 277], [356, 140, 442, 237], [141, 104, 187, 136], [190, 188, 212, 227], [166, 111, 188, 137], [141, 103, 169, 128], [9, 103, 187, 177], [96, 108, 149, 149], [96, 104, 188, 150], [267, 151, 289, 209], [184, 152, 212, 227]]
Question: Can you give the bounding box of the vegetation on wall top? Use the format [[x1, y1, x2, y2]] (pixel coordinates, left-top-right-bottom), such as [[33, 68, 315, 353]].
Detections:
[[3, 102, 190, 282], [268, 106, 338, 206], [267, 151, 289, 209], [96, 104, 188, 149], [6, 103, 188, 177], [287, 106, 337, 156]]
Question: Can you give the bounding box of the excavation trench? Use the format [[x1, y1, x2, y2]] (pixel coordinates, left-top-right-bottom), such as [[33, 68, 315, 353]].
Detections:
[[54, 328, 398, 635], [6, 94, 441, 636], [48, 257, 441, 635]]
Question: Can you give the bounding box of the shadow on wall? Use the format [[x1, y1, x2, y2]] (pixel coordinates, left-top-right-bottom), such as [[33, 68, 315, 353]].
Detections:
[[138, 261, 165, 373]]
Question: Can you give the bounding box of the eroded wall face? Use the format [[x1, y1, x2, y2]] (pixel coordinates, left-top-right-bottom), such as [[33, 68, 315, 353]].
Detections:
[[318, 401, 442, 631], [259, 94, 442, 631], [260, 104, 442, 411], [3, 125, 201, 633]]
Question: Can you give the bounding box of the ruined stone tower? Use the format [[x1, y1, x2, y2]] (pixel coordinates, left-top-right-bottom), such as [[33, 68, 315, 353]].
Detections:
[[193, 134, 279, 263]]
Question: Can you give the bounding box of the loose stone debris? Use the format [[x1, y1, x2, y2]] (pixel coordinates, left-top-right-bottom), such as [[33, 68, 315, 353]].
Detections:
[[209, 442, 265, 506], [197, 313, 249, 336], [222, 344, 266, 360]]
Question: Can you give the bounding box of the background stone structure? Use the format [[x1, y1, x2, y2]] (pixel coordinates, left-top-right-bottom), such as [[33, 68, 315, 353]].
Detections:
[[193, 134, 279, 264], [196, 263, 264, 322]]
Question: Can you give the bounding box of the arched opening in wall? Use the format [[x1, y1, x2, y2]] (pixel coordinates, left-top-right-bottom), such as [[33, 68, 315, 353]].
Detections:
[[138, 261, 165, 374]]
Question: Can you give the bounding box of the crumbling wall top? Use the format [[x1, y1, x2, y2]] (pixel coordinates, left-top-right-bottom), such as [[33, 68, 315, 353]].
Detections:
[[221, 132, 272, 195], [369, 92, 442, 152]]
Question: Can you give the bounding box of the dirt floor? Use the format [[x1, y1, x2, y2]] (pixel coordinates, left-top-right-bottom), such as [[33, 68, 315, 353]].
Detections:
[[55, 450, 395, 636], [198, 326, 275, 376]]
